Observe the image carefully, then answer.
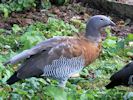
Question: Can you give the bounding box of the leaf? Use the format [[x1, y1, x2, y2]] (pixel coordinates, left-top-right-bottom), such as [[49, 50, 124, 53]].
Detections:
[[105, 27, 111, 37], [80, 91, 95, 100], [57, 0, 65, 5], [80, 68, 88, 76], [20, 31, 44, 49], [18, 0, 23, 4], [124, 92, 133, 100], [14, 88, 28, 95], [41, 0, 51, 9], [127, 52, 133, 57], [10, 93, 22, 100], [103, 39, 116, 48], [129, 42, 133, 47], [80, 93, 88, 100], [3, 7, 9, 18], [12, 24, 21, 33], [126, 34, 133, 42], [46, 86, 67, 100]]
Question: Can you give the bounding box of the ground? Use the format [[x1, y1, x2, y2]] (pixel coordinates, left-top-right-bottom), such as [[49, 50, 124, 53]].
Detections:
[[0, 3, 133, 100]]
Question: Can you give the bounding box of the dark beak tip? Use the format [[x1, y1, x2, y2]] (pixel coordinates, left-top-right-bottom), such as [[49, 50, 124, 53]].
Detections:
[[110, 21, 116, 26]]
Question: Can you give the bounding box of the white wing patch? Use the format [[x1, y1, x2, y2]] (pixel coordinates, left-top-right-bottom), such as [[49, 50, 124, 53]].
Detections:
[[42, 55, 85, 80], [128, 75, 133, 85]]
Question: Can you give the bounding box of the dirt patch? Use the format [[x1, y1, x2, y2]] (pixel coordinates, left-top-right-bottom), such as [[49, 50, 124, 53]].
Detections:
[[0, 3, 132, 37]]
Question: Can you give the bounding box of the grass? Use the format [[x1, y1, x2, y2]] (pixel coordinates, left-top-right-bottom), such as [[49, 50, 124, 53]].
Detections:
[[0, 17, 133, 100]]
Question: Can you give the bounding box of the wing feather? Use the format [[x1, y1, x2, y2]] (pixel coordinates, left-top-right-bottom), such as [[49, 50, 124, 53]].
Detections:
[[6, 36, 101, 79], [4, 36, 64, 65]]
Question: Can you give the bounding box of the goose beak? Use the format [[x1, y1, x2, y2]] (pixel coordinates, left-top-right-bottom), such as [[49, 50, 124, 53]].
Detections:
[[110, 21, 116, 26]]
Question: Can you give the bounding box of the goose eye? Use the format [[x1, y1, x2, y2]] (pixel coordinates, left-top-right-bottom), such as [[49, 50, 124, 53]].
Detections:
[[100, 18, 104, 21]]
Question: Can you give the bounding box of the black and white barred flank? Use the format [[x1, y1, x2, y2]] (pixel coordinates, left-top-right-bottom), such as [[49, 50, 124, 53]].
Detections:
[[42, 55, 85, 80]]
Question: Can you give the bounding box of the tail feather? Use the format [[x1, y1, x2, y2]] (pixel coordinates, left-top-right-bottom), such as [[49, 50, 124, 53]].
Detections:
[[3, 61, 10, 66], [105, 82, 115, 89], [6, 72, 21, 85], [105, 81, 120, 89]]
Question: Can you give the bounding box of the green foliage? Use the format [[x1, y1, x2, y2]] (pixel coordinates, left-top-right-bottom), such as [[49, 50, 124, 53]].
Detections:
[[19, 18, 78, 49], [9, 0, 36, 11], [0, 0, 36, 18], [0, 0, 70, 18], [103, 28, 133, 57], [20, 30, 45, 49], [126, 33, 133, 42], [0, 33, 20, 51], [46, 17, 78, 36], [0, 4, 9, 18], [124, 92, 133, 100], [46, 86, 67, 100], [102, 37, 125, 56], [0, 17, 132, 99], [12, 24, 22, 34], [41, 0, 52, 9]]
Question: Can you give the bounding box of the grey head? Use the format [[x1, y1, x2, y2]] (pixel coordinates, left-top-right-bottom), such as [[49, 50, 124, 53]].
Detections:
[[85, 15, 115, 42]]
